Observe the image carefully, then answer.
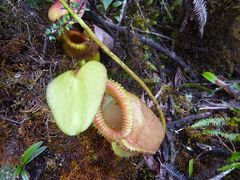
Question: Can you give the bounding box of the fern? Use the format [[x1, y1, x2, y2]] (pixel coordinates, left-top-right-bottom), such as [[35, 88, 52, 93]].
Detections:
[[170, 0, 182, 11], [193, 0, 207, 37], [191, 118, 225, 129], [162, 162, 187, 180], [203, 130, 240, 142], [218, 152, 240, 172], [218, 162, 240, 172], [228, 152, 240, 163]]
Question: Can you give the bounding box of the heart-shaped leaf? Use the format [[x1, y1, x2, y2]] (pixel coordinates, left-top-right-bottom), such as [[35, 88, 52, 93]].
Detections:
[[46, 61, 107, 136]]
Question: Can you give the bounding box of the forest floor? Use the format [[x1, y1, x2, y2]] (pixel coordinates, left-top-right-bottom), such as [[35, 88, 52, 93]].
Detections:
[[0, 0, 240, 179]]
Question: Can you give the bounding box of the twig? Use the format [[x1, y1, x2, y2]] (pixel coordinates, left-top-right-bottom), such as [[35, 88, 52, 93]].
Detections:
[[166, 130, 177, 163], [142, 88, 162, 108], [0, 115, 27, 125], [24, 22, 45, 64], [216, 135, 234, 153], [135, 34, 197, 79], [6, 0, 18, 14], [97, 18, 197, 79], [196, 143, 231, 157], [161, 140, 169, 162], [132, 27, 172, 40], [42, 35, 47, 58], [215, 79, 240, 99], [117, 0, 127, 26], [199, 102, 240, 111], [59, 0, 166, 131], [180, 0, 194, 32], [161, 0, 173, 21], [167, 112, 212, 130]]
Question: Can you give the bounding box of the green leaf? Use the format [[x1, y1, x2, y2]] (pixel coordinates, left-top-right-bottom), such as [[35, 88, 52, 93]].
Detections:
[[70, 2, 80, 10], [145, 61, 157, 71], [202, 72, 218, 84], [102, 0, 113, 10], [114, 15, 120, 22], [46, 61, 108, 136], [21, 141, 44, 165], [65, 23, 73, 31], [203, 130, 240, 142], [49, 36, 56, 41], [68, 23, 73, 29], [65, 24, 70, 31], [59, 19, 64, 26], [228, 152, 240, 163], [45, 28, 51, 35], [218, 162, 240, 172], [25, 146, 47, 164], [191, 118, 225, 129], [57, 29, 63, 36], [52, 23, 58, 29], [20, 169, 29, 180], [188, 159, 194, 177], [145, 0, 153, 6], [113, 1, 123, 8], [62, 14, 70, 23], [12, 166, 22, 180]]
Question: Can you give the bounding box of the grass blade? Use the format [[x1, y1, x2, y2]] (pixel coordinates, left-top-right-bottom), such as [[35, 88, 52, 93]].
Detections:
[[21, 141, 43, 165], [26, 146, 47, 164]]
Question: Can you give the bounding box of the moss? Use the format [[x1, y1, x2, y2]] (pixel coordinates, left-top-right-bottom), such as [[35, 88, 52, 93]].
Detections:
[[185, 128, 210, 143]]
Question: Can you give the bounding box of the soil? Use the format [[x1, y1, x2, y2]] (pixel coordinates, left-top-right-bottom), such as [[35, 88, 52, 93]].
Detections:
[[0, 0, 240, 179]]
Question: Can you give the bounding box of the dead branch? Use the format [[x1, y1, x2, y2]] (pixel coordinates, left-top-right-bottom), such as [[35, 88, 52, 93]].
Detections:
[[167, 112, 212, 130], [199, 101, 240, 111], [95, 16, 198, 80]]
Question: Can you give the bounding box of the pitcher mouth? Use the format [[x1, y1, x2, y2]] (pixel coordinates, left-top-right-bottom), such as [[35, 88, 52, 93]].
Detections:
[[63, 30, 89, 51], [93, 80, 133, 141]]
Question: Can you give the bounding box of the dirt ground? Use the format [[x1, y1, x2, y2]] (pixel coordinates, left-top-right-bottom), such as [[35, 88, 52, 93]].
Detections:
[[0, 0, 240, 179]]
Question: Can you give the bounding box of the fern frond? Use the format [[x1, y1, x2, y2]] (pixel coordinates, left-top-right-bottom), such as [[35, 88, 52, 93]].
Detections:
[[228, 152, 240, 163], [170, 0, 182, 11], [218, 162, 240, 172], [212, 169, 233, 179], [162, 162, 187, 180], [193, 0, 207, 37], [191, 118, 225, 129], [203, 130, 240, 142]]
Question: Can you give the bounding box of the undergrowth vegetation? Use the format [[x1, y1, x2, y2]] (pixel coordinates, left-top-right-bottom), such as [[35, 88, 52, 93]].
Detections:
[[0, 0, 240, 179]]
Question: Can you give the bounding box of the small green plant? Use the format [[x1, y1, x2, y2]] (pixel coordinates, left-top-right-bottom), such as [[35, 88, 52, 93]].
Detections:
[[190, 111, 240, 176], [202, 71, 240, 99], [102, 0, 115, 10], [45, 14, 74, 41], [45, 0, 86, 41], [202, 72, 218, 84], [218, 151, 240, 172], [12, 141, 47, 180], [188, 159, 194, 178], [191, 117, 225, 129], [191, 117, 240, 142], [101, 0, 125, 22]]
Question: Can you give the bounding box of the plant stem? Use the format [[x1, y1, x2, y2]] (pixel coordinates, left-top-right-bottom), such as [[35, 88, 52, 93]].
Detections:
[[59, 0, 166, 132]]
